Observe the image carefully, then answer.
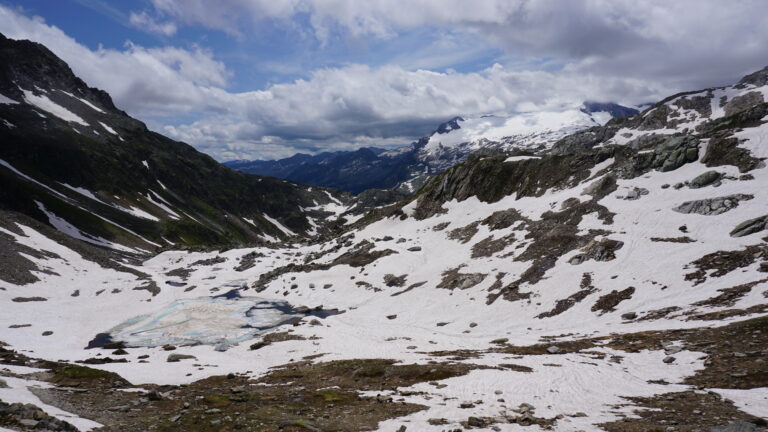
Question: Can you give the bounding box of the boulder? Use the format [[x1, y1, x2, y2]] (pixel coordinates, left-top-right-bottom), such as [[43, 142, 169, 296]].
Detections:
[[730, 215, 768, 237], [674, 194, 753, 215], [689, 170, 721, 188], [167, 354, 196, 362]]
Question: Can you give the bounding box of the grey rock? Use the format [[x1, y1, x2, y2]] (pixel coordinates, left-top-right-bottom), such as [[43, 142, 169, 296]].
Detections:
[[689, 170, 721, 188], [0, 378, 7, 388], [673, 194, 753, 215], [569, 239, 624, 265], [662, 356, 676, 364], [709, 420, 757, 432], [621, 312, 637, 320], [736, 65, 768, 87], [620, 187, 649, 200], [407, 246, 422, 252], [467, 416, 486, 427], [724, 91, 765, 117], [730, 215, 768, 237], [19, 419, 39, 427], [547, 346, 561, 354], [167, 353, 197, 362]]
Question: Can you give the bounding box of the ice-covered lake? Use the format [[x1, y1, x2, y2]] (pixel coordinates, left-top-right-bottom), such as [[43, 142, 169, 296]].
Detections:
[[88, 294, 303, 350]]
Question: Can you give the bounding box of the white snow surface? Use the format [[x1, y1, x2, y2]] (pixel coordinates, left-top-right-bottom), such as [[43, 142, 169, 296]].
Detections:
[[0, 93, 19, 104], [20, 89, 88, 126], [2, 111, 768, 430], [424, 109, 605, 155]]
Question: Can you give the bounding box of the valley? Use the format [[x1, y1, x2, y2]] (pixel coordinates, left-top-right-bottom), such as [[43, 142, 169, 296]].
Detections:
[[1, 30, 768, 432]]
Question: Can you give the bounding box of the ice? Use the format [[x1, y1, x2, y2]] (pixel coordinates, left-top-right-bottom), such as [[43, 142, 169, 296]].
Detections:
[[101, 296, 299, 348]]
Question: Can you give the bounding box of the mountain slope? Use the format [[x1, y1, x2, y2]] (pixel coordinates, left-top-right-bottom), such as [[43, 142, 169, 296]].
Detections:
[[1, 36, 767, 431], [0, 33, 353, 251], [227, 104, 638, 194]]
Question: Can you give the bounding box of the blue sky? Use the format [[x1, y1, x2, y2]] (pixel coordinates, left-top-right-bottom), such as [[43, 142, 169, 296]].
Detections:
[[1, 1, 767, 160]]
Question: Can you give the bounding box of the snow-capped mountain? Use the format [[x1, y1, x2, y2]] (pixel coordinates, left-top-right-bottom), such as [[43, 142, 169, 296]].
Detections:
[[227, 103, 638, 194], [1, 33, 768, 432]]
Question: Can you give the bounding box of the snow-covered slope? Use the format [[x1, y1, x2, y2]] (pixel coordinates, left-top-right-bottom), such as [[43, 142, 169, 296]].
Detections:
[[1, 67, 767, 431]]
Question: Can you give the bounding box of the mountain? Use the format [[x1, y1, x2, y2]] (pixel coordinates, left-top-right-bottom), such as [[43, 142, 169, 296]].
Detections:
[[226, 104, 639, 194], [1, 33, 768, 432], [0, 33, 361, 251]]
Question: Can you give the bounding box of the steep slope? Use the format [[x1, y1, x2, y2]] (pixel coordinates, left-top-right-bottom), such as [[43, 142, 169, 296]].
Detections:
[[227, 104, 638, 194], [1, 65, 766, 431], [0, 33, 352, 251]]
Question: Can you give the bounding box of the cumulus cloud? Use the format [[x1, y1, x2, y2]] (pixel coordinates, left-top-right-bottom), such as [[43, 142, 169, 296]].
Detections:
[[0, 6, 227, 117], [129, 11, 177, 36], [2, 2, 768, 160], [144, 0, 768, 87]]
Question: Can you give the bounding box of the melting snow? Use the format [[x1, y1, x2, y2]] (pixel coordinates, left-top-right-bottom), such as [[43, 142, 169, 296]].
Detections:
[[0, 93, 19, 104], [20, 89, 88, 126]]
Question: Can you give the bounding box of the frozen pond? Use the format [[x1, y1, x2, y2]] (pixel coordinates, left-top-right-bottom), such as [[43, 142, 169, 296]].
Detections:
[[87, 294, 310, 350]]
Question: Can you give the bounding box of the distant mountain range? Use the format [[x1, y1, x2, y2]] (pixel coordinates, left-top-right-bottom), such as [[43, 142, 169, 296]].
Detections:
[[226, 102, 639, 194]]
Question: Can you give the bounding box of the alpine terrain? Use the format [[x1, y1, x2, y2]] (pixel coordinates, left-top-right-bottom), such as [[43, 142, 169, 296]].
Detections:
[[1, 34, 768, 432], [225, 102, 639, 194]]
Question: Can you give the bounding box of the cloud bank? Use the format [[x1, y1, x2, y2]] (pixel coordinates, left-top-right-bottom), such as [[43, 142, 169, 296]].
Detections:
[[2, 1, 767, 160]]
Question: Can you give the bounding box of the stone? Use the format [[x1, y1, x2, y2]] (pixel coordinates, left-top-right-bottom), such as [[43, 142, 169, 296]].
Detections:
[[162, 344, 176, 351], [467, 416, 486, 427], [490, 338, 509, 344], [689, 170, 721, 188], [674, 194, 753, 216], [663, 356, 676, 364], [0, 378, 7, 388], [386, 314, 397, 320], [167, 354, 196, 362], [547, 346, 561, 354], [407, 246, 422, 252], [621, 187, 649, 200], [730, 215, 768, 237], [709, 420, 757, 432], [621, 312, 637, 320], [41, 331, 53, 336]]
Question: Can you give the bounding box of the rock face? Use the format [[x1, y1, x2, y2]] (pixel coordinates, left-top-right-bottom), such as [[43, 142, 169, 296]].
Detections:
[[0, 33, 355, 249], [674, 194, 753, 215]]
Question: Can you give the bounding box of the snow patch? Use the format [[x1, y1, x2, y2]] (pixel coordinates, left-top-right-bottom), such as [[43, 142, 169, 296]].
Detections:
[[20, 89, 88, 126]]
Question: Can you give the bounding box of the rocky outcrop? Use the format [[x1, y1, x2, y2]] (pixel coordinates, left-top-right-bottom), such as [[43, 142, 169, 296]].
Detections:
[[569, 239, 624, 265], [724, 91, 765, 117], [730, 215, 768, 237], [673, 194, 753, 215], [550, 126, 618, 155]]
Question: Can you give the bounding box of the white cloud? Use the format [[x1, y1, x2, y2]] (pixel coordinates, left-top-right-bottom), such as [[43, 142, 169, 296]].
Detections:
[[143, 0, 768, 87], [3, 2, 768, 161], [0, 6, 227, 118], [129, 11, 177, 36]]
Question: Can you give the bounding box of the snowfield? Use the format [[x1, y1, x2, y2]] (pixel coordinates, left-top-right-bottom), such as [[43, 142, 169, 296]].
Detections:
[[2, 118, 768, 430]]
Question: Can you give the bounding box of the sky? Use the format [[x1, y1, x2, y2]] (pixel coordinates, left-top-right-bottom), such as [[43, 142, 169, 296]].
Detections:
[[1, 1, 767, 161]]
